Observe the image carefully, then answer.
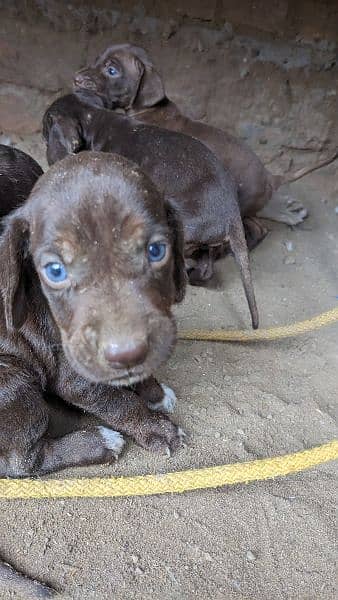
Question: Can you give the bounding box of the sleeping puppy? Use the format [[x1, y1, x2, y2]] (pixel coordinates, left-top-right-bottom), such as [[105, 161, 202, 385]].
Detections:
[[74, 44, 337, 225], [0, 144, 43, 220], [0, 151, 187, 482], [43, 90, 259, 329]]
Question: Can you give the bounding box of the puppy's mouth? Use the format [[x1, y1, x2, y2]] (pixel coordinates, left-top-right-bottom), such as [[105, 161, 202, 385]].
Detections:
[[62, 343, 151, 387]]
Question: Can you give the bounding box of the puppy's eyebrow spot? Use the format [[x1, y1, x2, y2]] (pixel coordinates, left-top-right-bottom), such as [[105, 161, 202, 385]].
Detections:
[[121, 214, 145, 242], [59, 240, 76, 264]]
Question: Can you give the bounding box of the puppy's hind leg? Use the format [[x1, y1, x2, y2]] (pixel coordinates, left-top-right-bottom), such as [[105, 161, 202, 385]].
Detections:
[[257, 188, 308, 225], [39, 426, 125, 475], [243, 216, 269, 251], [0, 361, 124, 478]]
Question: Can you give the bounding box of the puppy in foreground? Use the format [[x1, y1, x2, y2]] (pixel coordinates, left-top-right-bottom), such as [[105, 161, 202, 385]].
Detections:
[[0, 151, 187, 480]]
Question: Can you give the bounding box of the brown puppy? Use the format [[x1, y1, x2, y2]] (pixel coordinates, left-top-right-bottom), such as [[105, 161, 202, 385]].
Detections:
[[0, 144, 43, 220], [43, 91, 259, 328], [75, 44, 337, 224], [0, 151, 187, 482]]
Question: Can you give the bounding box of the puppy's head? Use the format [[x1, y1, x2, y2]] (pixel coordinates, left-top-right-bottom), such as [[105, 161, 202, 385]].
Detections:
[[73, 44, 165, 110], [0, 152, 186, 386]]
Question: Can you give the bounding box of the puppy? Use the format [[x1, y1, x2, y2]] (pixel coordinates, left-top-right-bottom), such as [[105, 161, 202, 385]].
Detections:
[[0, 151, 187, 482], [75, 44, 337, 224], [43, 90, 259, 329], [0, 144, 43, 220]]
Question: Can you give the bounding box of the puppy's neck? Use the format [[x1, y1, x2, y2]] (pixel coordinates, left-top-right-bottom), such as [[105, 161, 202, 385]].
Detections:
[[128, 96, 172, 117], [74, 89, 106, 110]]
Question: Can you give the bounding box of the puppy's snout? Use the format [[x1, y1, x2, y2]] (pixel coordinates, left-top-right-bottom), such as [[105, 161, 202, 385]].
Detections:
[[104, 338, 149, 368], [74, 70, 96, 90]]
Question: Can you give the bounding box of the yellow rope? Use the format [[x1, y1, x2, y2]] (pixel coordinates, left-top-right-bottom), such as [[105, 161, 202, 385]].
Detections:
[[178, 306, 338, 342], [0, 441, 337, 500]]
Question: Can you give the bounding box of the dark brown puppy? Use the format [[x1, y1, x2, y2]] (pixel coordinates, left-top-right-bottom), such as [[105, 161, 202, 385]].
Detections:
[[0, 151, 187, 482], [43, 91, 259, 329], [75, 44, 337, 224], [0, 146, 56, 599], [0, 144, 43, 220]]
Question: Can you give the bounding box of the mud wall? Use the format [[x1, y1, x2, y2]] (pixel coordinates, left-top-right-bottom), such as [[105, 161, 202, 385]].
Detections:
[[0, 0, 337, 173]]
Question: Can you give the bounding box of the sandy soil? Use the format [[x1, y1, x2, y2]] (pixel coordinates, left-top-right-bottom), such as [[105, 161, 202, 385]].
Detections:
[[0, 10, 337, 600]]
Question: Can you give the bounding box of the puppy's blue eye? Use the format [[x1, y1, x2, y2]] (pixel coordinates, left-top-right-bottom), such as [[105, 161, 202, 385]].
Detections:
[[107, 66, 119, 77], [148, 242, 167, 263], [43, 262, 68, 284]]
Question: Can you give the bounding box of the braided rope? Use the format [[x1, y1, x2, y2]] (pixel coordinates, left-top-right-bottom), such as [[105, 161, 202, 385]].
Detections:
[[0, 440, 337, 500], [178, 307, 338, 342]]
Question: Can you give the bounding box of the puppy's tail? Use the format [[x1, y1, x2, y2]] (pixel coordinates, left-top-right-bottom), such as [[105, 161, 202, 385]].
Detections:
[[272, 149, 338, 189], [228, 216, 259, 330]]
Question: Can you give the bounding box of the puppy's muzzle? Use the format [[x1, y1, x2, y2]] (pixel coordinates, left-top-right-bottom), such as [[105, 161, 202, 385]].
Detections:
[[74, 69, 98, 91]]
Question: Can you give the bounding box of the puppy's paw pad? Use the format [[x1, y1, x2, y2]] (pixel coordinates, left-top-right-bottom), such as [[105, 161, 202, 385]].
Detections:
[[97, 426, 125, 458], [149, 384, 177, 413]]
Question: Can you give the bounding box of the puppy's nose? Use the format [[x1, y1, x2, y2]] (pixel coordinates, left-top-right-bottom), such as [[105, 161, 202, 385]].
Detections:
[[74, 71, 95, 89], [104, 339, 148, 368]]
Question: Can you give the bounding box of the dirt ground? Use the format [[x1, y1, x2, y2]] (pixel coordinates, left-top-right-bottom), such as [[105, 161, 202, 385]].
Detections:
[[0, 4, 337, 599]]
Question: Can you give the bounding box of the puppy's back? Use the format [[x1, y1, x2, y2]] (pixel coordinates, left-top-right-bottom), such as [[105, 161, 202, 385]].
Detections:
[[0, 145, 43, 218]]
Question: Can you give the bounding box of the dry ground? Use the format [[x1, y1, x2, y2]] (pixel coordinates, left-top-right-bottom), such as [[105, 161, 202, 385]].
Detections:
[[0, 9, 337, 600]]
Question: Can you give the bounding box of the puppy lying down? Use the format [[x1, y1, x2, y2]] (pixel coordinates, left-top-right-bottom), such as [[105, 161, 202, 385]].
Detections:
[[0, 151, 187, 480]]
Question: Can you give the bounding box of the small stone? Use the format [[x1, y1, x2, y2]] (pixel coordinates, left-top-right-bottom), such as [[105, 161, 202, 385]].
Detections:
[[0, 134, 12, 146], [131, 554, 139, 564], [284, 240, 294, 252], [214, 432, 221, 439], [246, 550, 257, 562], [284, 256, 296, 265], [231, 580, 241, 592], [135, 566, 144, 575], [240, 67, 250, 78]]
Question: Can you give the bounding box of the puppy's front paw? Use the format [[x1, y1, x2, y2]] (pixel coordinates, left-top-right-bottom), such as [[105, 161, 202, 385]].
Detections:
[[148, 384, 177, 414], [139, 414, 185, 454]]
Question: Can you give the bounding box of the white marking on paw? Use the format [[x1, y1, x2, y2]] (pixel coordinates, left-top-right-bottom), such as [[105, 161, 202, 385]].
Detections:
[[97, 427, 125, 457], [149, 384, 177, 413], [177, 427, 187, 447]]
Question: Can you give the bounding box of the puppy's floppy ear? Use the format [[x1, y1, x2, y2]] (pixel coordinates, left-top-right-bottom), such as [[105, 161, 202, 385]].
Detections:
[[43, 111, 84, 166], [166, 204, 187, 303], [134, 57, 166, 108], [0, 213, 30, 330]]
